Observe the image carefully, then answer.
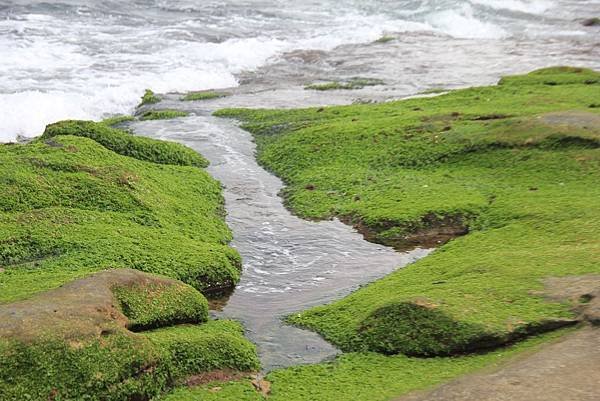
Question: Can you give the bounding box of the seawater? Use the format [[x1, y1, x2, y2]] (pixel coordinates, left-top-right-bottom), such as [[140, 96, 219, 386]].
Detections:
[[1, 0, 599, 141]]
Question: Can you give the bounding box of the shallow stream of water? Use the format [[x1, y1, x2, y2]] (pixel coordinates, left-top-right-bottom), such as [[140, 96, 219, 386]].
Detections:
[[133, 111, 429, 371]]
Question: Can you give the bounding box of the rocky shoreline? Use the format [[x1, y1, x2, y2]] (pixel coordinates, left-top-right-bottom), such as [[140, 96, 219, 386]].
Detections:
[[1, 67, 599, 400]]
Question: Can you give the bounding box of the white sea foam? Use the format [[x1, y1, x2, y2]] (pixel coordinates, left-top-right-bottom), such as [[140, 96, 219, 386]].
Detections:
[[427, 4, 507, 39], [471, 0, 555, 14], [0, 32, 281, 140], [0, 0, 594, 141]]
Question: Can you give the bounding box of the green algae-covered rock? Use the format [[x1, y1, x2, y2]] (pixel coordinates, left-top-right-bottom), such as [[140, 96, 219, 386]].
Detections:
[[219, 67, 600, 355], [0, 269, 259, 401]]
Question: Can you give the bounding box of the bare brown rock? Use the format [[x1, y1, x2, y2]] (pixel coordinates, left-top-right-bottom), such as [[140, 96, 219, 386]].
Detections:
[[252, 377, 272, 396], [396, 327, 600, 401], [185, 369, 252, 387], [0, 268, 187, 342]]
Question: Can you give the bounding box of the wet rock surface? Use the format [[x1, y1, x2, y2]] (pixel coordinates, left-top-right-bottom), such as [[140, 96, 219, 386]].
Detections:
[[396, 326, 600, 401], [0, 269, 191, 341], [540, 111, 600, 131]]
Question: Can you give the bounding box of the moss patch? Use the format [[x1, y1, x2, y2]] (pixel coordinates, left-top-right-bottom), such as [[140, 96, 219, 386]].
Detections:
[[140, 109, 190, 121], [0, 113, 258, 400], [0, 122, 238, 302], [146, 320, 261, 379], [114, 281, 209, 332], [498, 66, 599, 86], [101, 115, 135, 127], [374, 35, 395, 44], [140, 89, 161, 106], [0, 269, 259, 401], [0, 322, 257, 401], [42, 119, 207, 167], [217, 67, 600, 355], [160, 329, 571, 401], [305, 77, 385, 91], [182, 91, 229, 101]]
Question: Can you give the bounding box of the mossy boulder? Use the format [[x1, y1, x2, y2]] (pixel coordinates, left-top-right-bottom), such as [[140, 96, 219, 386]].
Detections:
[[0, 269, 259, 401], [140, 89, 161, 106], [114, 280, 209, 332], [139, 109, 190, 121], [356, 301, 574, 356], [581, 17, 600, 27], [42, 119, 206, 167], [0, 269, 206, 340], [147, 321, 261, 378], [357, 301, 487, 355]]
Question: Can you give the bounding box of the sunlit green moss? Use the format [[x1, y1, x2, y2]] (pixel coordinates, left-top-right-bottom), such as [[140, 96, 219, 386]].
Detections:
[[114, 281, 209, 331], [217, 67, 600, 355], [41, 119, 207, 167], [182, 91, 229, 101], [0, 321, 258, 401], [0, 118, 257, 400], [140, 89, 161, 106], [146, 320, 261, 378], [140, 109, 189, 121], [160, 329, 571, 401]]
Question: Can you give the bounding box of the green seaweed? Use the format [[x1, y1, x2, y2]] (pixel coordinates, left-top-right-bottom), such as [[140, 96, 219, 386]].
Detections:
[[0, 321, 258, 401], [0, 119, 257, 400], [305, 77, 385, 91], [160, 329, 571, 401], [140, 89, 161, 106], [101, 115, 135, 127], [140, 109, 190, 121], [146, 321, 261, 378], [41, 120, 207, 167], [114, 282, 209, 331], [374, 35, 395, 44], [0, 125, 238, 302], [182, 91, 229, 101], [217, 67, 600, 355]]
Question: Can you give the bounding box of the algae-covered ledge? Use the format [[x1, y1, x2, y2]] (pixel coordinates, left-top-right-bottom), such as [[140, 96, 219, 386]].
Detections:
[[0, 119, 242, 301], [1, 66, 599, 401], [215, 66, 600, 359], [0, 117, 260, 400]]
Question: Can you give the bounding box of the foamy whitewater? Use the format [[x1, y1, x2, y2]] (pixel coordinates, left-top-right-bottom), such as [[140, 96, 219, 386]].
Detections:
[[1, 0, 599, 142]]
